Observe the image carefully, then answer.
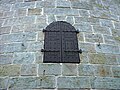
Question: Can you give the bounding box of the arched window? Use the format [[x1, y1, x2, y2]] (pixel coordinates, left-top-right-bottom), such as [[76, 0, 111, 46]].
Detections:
[[41, 21, 81, 63]]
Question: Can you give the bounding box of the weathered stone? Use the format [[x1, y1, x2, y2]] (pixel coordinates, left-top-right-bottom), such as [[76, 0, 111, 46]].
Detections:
[[112, 29, 120, 37], [0, 54, 13, 64], [24, 24, 47, 32], [36, 0, 55, 8], [12, 25, 25, 33], [79, 64, 95, 76], [91, 77, 120, 89], [57, 77, 90, 88], [21, 64, 37, 76], [100, 19, 113, 28], [71, 1, 93, 10], [0, 65, 21, 76], [80, 53, 89, 64], [0, 77, 9, 89], [56, 16, 66, 21], [77, 32, 84, 41], [8, 76, 55, 89], [103, 35, 116, 45], [0, 32, 36, 43], [38, 64, 61, 75], [38, 31, 44, 41], [13, 52, 35, 64], [12, 2, 35, 10], [44, 8, 79, 16], [14, 9, 27, 17], [3, 11, 14, 18], [0, 4, 11, 11], [0, 0, 16, 4], [74, 22, 92, 32], [0, 26, 11, 35], [93, 25, 111, 35], [79, 42, 96, 53], [112, 66, 120, 78], [3, 16, 35, 26], [114, 22, 120, 29], [47, 15, 56, 24], [79, 9, 89, 17], [28, 8, 42, 15], [56, 0, 71, 8], [94, 65, 112, 77], [36, 16, 46, 24], [35, 51, 43, 63], [66, 16, 74, 25], [95, 44, 119, 54], [74, 17, 99, 25], [89, 53, 106, 64], [85, 33, 103, 43], [0, 43, 26, 53], [62, 64, 77, 76]]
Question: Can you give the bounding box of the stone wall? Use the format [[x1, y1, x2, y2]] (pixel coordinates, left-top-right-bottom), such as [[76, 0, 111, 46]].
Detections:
[[0, 0, 120, 90]]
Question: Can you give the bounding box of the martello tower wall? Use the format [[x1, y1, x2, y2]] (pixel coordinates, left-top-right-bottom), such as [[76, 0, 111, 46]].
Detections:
[[0, 0, 120, 90]]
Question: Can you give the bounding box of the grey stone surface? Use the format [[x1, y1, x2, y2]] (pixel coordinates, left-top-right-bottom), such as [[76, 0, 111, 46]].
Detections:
[[38, 64, 61, 75], [0, 26, 11, 35], [21, 64, 37, 76], [56, 0, 71, 8], [0, 54, 13, 64], [13, 52, 35, 64], [0, 77, 9, 89], [112, 66, 120, 78], [62, 64, 77, 76], [57, 77, 90, 88]]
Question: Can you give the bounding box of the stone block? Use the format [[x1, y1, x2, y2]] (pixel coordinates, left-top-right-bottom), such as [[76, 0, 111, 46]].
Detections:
[[14, 9, 27, 17], [12, 25, 24, 33], [24, 24, 47, 32], [94, 65, 112, 77], [71, 1, 93, 10], [91, 77, 120, 89], [38, 31, 44, 41], [100, 19, 113, 28], [80, 53, 89, 64], [74, 22, 92, 32], [0, 4, 11, 11], [38, 64, 61, 75], [79, 64, 95, 76], [36, 0, 55, 8], [35, 51, 43, 63], [74, 17, 99, 25], [0, 54, 13, 64], [36, 16, 46, 24], [56, 0, 71, 8], [114, 22, 120, 29], [21, 64, 37, 76], [56, 16, 66, 21], [28, 8, 42, 15], [13, 52, 35, 64], [3, 11, 14, 18], [44, 8, 79, 16], [103, 35, 116, 45], [8, 76, 55, 89], [0, 65, 21, 76], [89, 53, 106, 64], [12, 2, 35, 10], [85, 33, 103, 43], [112, 29, 120, 37], [3, 16, 35, 26], [66, 16, 74, 25], [112, 66, 120, 78], [95, 44, 119, 54], [0, 43, 26, 53], [62, 64, 77, 76], [79, 42, 96, 53], [0, 77, 9, 89], [47, 15, 56, 24], [0, 26, 11, 35], [57, 77, 90, 88], [93, 25, 111, 35], [0, 32, 36, 43], [77, 32, 84, 41], [79, 9, 89, 17]]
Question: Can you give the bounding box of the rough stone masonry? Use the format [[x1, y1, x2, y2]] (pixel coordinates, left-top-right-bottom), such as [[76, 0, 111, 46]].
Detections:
[[0, 0, 120, 90]]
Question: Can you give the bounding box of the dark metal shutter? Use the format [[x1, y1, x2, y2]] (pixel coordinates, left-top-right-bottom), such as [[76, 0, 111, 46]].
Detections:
[[42, 21, 80, 63]]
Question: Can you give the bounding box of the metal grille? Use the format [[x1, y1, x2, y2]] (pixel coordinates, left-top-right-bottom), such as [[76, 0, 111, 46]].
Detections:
[[42, 21, 81, 63]]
